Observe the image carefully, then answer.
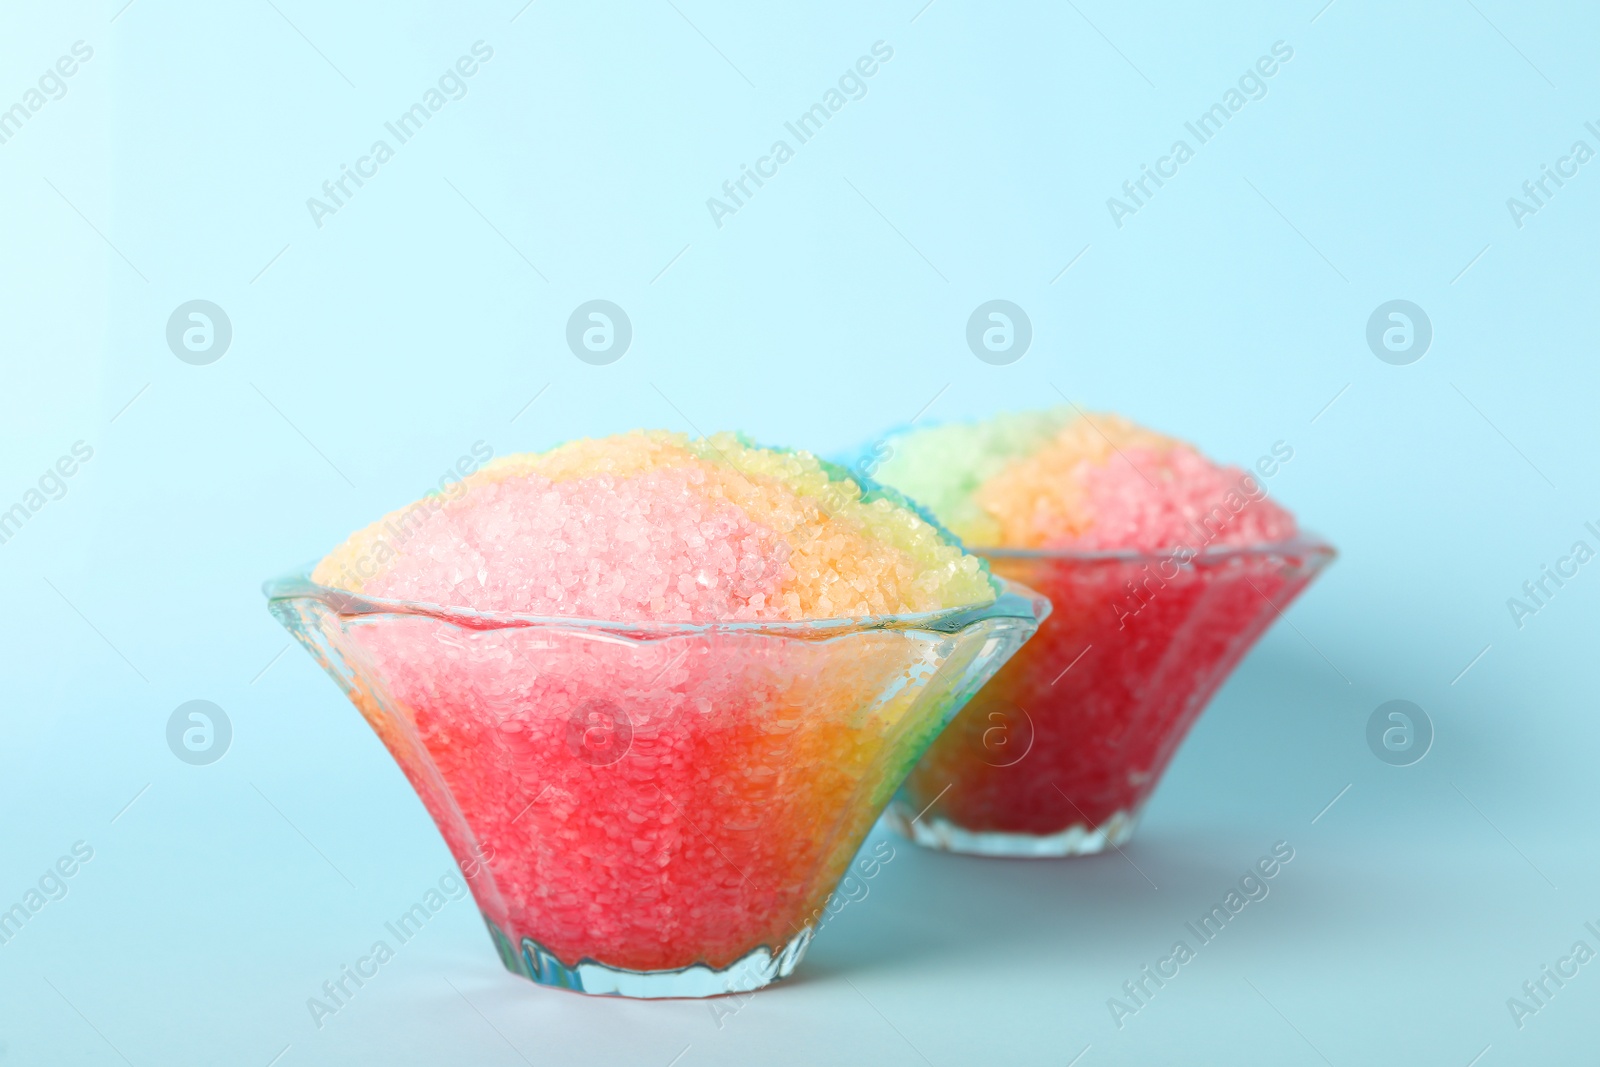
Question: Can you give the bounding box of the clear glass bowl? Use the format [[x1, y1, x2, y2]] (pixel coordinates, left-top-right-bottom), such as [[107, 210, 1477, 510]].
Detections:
[[886, 537, 1334, 857], [265, 569, 1046, 997]]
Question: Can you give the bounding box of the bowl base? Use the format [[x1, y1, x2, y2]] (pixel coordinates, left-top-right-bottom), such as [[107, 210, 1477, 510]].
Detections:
[[485, 918, 814, 999], [886, 806, 1141, 857]]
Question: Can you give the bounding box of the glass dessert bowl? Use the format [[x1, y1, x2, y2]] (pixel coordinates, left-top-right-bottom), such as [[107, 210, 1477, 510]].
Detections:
[[865, 406, 1337, 857], [884, 537, 1334, 856], [265, 569, 1045, 997]]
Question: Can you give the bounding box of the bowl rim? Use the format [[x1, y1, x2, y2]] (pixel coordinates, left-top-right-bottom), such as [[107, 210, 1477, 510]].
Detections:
[[264, 566, 1049, 639], [975, 532, 1336, 565]]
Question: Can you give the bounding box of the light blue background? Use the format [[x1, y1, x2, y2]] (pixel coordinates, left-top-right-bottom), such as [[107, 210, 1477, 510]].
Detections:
[[3, 1, 1597, 1063]]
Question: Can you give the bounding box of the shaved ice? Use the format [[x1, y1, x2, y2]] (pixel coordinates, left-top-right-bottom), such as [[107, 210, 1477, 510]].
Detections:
[[273, 429, 1039, 991], [871, 407, 1297, 551], [316, 429, 995, 620], [871, 408, 1331, 856]]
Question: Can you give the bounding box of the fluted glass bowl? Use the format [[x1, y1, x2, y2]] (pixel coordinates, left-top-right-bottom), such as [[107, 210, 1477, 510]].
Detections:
[[265, 569, 1046, 997], [886, 537, 1334, 856]]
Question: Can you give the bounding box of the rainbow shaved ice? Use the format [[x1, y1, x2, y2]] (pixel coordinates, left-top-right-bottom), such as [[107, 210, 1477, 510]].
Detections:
[[315, 429, 994, 620], [870, 408, 1297, 552], [276, 430, 1038, 992], [873, 408, 1331, 855]]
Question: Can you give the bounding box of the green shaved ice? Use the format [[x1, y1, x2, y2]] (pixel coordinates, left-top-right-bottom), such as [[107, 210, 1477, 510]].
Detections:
[[873, 408, 1075, 543]]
